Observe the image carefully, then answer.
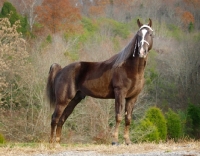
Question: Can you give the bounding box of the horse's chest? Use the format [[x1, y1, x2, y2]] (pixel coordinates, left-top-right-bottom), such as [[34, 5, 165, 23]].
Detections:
[[126, 76, 144, 97]]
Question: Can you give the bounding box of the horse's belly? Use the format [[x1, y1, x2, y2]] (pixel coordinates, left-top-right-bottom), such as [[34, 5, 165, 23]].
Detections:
[[80, 80, 114, 99]]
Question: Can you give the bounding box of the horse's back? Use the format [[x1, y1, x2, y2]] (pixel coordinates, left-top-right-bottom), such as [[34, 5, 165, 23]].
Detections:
[[77, 61, 115, 98], [54, 61, 115, 99]]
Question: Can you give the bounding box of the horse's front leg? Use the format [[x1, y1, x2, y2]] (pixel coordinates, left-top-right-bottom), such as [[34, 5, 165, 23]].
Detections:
[[112, 88, 125, 145], [124, 97, 137, 145]]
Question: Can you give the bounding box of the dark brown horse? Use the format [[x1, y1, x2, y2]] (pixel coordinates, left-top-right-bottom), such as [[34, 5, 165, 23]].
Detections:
[[47, 19, 153, 145]]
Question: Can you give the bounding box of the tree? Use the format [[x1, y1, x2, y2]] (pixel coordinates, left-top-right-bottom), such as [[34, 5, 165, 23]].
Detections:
[[0, 1, 28, 35], [36, 0, 81, 33], [145, 107, 167, 141], [182, 11, 195, 29], [9, 0, 42, 32], [166, 109, 182, 140], [187, 104, 200, 138]]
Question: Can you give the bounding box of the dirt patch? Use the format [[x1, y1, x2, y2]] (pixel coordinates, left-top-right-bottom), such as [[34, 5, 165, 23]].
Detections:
[[0, 141, 199, 156]]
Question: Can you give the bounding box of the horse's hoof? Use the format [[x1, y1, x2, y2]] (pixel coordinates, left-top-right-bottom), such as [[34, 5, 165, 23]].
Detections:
[[125, 141, 132, 145], [55, 143, 61, 148], [112, 142, 119, 146]]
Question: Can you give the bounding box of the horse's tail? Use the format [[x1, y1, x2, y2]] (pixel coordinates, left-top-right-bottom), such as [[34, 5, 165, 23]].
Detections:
[[46, 63, 62, 108]]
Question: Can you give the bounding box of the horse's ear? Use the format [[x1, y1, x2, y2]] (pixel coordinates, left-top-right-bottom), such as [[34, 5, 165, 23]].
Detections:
[[137, 19, 143, 28], [148, 18, 152, 27]]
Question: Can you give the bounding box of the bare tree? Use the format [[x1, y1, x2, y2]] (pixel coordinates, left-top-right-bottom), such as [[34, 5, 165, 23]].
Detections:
[[8, 0, 42, 32]]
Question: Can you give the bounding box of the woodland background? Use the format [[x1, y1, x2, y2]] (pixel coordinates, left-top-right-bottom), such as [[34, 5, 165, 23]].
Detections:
[[0, 0, 200, 144]]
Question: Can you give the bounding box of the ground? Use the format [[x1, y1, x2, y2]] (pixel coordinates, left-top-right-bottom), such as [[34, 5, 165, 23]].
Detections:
[[0, 141, 200, 156]]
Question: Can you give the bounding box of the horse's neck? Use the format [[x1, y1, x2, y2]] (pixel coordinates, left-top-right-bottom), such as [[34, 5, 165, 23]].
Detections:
[[131, 57, 147, 74]]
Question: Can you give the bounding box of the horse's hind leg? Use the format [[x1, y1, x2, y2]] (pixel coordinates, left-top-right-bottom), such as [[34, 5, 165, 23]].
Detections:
[[56, 91, 85, 143], [50, 103, 68, 143]]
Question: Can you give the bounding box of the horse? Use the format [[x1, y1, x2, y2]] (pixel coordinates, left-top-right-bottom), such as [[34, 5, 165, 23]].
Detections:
[[46, 19, 153, 145]]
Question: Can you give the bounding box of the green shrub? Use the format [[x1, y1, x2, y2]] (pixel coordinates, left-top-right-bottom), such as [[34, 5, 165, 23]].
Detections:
[[166, 109, 182, 140], [145, 107, 167, 141], [187, 104, 200, 138], [0, 133, 5, 144], [131, 119, 159, 143]]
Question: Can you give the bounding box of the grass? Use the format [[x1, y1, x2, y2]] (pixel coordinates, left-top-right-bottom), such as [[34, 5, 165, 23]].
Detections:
[[0, 140, 200, 156]]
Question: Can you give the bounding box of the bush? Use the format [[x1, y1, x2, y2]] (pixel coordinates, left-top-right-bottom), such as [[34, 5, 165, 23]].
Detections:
[[187, 104, 200, 138], [166, 109, 182, 140], [0, 133, 5, 144], [131, 119, 159, 143], [0, 18, 30, 109], [145, 107, 167, 141]]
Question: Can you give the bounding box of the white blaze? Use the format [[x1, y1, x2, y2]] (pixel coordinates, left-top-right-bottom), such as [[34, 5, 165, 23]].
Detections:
[[139, 29, 148, 57], [141, 29, 148, 46]]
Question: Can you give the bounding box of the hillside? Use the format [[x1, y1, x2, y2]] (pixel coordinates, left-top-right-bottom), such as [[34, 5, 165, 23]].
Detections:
[[0, 0, 200, 144]]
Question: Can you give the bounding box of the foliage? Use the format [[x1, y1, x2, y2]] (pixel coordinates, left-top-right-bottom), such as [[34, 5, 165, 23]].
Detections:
[[64, 51, 79, 61], [82, 17, 98, 33], [0, 18, 31, 108], [77, 17, 99, 42], [0, 133, 5, 144], [99, 18, 130, 39], [131, 118, 159, 143], [166, 109, 182, 140], [36, 0, 82, 33], [131, 107, 167, 143], [182, 11, 194, 28], [0, 18, 49, 140], [145, 50, 158, 86], [0, 2, 28, 35], [186, 104, 200, 138], [166, 24, 182, 40], [145, 107, 167, 141], [46, 35, 52, 44], [178, 110, 193, 138], [188, 22, 194, 33], [1, 0, 200, 143]]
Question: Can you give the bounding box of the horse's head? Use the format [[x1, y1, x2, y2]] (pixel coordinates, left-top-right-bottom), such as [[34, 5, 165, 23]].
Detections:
[[134, 19, 153, 58]]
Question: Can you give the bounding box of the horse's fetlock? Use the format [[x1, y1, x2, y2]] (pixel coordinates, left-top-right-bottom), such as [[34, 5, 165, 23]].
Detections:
[[56, 137, 60, 142]]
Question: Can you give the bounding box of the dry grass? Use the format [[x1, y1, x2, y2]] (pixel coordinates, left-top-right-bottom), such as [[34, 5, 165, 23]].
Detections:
[[0, 141, 200, 156]]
